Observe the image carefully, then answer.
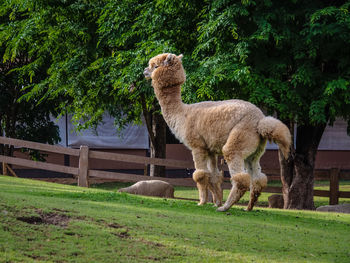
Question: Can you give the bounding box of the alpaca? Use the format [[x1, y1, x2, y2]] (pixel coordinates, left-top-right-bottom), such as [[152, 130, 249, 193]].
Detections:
[[118, 180, 174, 198], [144, 53, 291, 211], [268, 194, 284, 209]]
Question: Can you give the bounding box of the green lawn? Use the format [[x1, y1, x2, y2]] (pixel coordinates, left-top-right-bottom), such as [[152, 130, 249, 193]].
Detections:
[[1, 176, 350, 263], [92, 180, 350, 208]]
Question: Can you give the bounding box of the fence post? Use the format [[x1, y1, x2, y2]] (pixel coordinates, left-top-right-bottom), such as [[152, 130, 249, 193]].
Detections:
[[144, 165, 148, 176], [2, 162, 7, 175], [329, 168, 339, 205], [78, 146, 89, 187]]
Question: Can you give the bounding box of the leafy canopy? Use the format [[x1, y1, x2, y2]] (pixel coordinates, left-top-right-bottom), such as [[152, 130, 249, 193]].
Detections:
[[1, 0, 349, 135], [0, 1, 60, 147], [189, 0, 350, 130], [1, 0, 204, 132]]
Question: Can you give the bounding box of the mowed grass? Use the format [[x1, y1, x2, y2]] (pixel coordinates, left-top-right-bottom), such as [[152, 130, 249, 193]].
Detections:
[[92, 180, 350, 208], [1, 176, 350, 263]]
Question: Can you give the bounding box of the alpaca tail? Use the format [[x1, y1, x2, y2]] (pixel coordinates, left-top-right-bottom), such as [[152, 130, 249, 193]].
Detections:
[[257, 116, 292, 158]]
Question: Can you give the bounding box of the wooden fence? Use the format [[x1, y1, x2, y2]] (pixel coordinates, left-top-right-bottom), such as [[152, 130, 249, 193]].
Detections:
[[0, 136, 349, 205]]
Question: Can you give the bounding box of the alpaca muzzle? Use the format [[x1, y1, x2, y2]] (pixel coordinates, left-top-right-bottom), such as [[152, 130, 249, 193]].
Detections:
[[144, 67, 151, 79]]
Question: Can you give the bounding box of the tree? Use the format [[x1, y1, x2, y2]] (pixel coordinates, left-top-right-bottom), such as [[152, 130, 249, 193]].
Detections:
[[0, 3, 60, 160], [94, 0, 205, 176], [188, 0, 350, 209], [7, 0, 205, 177]]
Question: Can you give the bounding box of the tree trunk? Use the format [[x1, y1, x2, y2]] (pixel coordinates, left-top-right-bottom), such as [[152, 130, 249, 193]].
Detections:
[[0, 120, 3, 173], [140, 95, 167, 177], [279, 150, 294, 209], [280, 123, 326, 210], [0, 119, 3, 156], [149, 111, 167, 177]]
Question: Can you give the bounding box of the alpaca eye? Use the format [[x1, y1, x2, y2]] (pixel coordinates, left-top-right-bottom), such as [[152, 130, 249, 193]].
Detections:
[[154, 65, 159, 69]]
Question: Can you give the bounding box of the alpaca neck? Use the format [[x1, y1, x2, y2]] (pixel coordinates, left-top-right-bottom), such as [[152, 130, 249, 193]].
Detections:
[[154, 84, 186, 135]]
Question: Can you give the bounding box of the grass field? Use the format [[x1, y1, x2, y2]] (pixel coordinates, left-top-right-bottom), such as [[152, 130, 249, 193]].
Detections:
[[92, 180, 350, 208], [1, 176, 350, 262]]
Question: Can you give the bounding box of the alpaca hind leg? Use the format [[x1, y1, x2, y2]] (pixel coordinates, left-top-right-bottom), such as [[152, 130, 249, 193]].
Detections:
[[246, 169, 267, 211], [193, 171, 209, 205], [217, 157, 250, 212], [217, 127, 260, 212], [192, 149, 211, 205], [208, 174, 223, 207], [245, 139, 267, 211], [207, 154, 224, 207], [244, 170, 267, 211]]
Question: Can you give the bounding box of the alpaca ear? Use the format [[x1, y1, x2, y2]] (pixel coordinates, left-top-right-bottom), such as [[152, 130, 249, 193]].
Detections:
[[177, 54, 183, 61], [164, 54, 175, 66]]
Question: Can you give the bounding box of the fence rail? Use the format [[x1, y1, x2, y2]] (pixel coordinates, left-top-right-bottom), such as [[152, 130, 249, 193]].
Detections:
[[0, 136, 349, 205], [89, 149, 194, 169]]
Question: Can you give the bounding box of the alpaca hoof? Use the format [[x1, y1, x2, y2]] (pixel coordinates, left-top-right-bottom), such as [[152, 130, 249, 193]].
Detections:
[[216, 206, 228, 212], [197, 202, 206, 206]]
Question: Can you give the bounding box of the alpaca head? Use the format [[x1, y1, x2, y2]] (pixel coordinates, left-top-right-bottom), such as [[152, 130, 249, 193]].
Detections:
[[144, 53, 186, 88]]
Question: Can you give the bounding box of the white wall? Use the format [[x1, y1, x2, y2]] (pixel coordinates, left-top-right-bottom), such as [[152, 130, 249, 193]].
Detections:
[[265, 118, 350, 150], [55, 114, 149, 149], [55, 115, 349, 151]]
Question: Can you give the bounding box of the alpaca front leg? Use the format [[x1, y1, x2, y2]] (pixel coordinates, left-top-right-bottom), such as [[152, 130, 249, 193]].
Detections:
[[192, 149, 211, 205], [209, 188, 217, 206], [193, 170, 209, 205], [208, 173, 224, 207], [217, 173, 250, 212], [207, 155, 224, 207]]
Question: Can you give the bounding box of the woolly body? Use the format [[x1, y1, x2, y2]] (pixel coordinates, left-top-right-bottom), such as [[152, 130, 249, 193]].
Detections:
[[268, 194, 284, 209], [118, 180, 174, 198], [144, 53, 291, 211]]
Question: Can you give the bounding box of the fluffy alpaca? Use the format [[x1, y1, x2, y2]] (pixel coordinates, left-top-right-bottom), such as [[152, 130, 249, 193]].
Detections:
[[268, 194, 284, 209], [118, 180, 174, 198], [144, 53, 291, 211]]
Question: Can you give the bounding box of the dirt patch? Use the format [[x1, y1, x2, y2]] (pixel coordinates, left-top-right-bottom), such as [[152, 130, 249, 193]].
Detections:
[[17, 210, 70, 227], [138, 238, 165, 248], [108, 223, 123, 229], [17, 216, 44, 225], [114, 231, 130, 239]]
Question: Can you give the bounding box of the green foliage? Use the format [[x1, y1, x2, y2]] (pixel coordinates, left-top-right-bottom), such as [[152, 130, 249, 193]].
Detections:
[[0, 0, 205, 132], [191, 0, 350, 126], [0, 0, 349, 140], [0, 1, 61, 160]]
